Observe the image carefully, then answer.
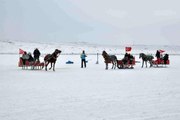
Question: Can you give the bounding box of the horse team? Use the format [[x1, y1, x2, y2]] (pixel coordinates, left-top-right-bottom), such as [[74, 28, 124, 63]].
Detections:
[[19, 49, 169, 71]]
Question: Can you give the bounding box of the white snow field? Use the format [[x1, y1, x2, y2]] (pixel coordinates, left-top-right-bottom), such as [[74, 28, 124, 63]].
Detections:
[[0, 41, 180, 120]]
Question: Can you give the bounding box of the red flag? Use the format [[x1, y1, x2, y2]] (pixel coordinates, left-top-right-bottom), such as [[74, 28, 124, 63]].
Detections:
[[159, 50, 165, 53], [125, 47, 132, 52], [19, 49, 25, 54]]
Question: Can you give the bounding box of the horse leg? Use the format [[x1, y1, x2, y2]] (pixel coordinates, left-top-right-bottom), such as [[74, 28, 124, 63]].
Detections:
[[149, 61, 153, 67], [145, 61, 147, 68], [106, 63, 108, 70], [45, 61, 49, 71], [113, 61, 116, 69], [49, 62, 52, 70], [114, 61, 117, 69], [142, 61, 144, 68], [122, 63, 124, 68], [53, 62, 56, 71], [112, 62, 114, 69], [41, 63, 44, 69]]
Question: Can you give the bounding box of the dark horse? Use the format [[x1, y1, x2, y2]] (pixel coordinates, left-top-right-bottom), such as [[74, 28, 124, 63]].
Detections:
[[139, 53, 154, 68], [44, 49, 61, 71], [102, 51, 117, 70]]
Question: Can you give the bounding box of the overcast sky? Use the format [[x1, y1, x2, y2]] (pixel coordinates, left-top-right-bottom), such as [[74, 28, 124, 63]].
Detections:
[[0, 0, 180, 45]]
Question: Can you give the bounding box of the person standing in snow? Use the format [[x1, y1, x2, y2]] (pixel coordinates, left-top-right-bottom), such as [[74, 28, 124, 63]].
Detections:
[[80, 50, 87, 68], [33, 48, 41, 62]]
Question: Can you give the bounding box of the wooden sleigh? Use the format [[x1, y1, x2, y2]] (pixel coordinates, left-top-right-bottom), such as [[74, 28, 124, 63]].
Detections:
[[18, 58, 44, 70], [152, 58, 170, 67], [117, 57, 136, 69]]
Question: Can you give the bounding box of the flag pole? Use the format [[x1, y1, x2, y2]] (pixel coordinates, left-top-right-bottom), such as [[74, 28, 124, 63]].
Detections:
[[96, 53, 99, 64]]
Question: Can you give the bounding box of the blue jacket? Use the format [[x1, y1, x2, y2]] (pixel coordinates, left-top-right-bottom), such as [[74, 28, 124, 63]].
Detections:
[[81, 53, 87, 60]]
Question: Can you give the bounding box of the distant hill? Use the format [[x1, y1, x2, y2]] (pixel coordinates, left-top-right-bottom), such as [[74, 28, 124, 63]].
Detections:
[[0, 40, 180, 55]]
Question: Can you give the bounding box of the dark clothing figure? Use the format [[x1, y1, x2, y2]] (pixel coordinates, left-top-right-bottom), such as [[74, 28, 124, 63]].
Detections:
[[129, 54, 134, 64], [33, 48, 41, 62], [21, 52, 29, 65], [123, 53, 129, 64], [156, 50, 160, 59], [28, 53, 34, 62], [163, 54, 169, 64], [80, 50, 87, 68]]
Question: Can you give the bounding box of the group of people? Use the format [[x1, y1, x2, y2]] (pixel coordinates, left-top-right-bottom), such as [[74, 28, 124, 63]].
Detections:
[[122, 52, 134, 65], [21, 48, 41, 66], [155, 50, 169, 64]]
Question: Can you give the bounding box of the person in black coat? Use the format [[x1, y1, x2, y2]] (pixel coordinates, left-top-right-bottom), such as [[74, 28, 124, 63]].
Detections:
[[156, 50, 160, 59], [28, 52, 34, 62], [163, 54, 169, 64], [33, 48, 41, 62], [122, 53, 129, 64]]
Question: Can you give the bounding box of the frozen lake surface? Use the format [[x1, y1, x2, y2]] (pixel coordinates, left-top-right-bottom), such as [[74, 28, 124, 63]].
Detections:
[[0, 53, 180, 120]]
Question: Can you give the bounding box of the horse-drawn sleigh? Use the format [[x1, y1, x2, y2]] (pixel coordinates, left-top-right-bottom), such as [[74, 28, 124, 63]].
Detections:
[[18, 49, 61, 71], [139, 52, 170, 68], [102, 51, 136, 70]]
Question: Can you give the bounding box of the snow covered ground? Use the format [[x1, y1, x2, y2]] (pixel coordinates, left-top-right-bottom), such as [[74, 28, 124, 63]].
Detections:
[[0, 41, 180, 120]]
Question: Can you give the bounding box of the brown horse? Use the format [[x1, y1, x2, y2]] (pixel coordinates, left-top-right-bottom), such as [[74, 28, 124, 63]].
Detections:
[[44, 49, 61, 71], [102, 51, 117, 70]]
